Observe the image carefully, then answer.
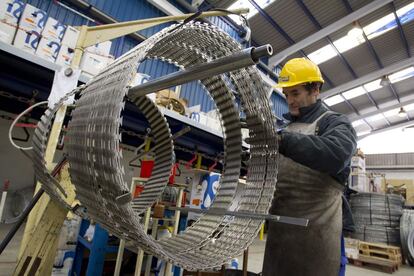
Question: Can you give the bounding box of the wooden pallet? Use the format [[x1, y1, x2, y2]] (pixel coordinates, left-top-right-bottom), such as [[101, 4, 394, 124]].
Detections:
[[348, 256, 400, 274], [358, 241, 402, 265], [359, 241, 401, 254]]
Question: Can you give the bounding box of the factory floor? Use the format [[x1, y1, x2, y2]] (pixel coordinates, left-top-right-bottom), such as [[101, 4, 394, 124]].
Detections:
[[0, 224, 413, 276], [239, 236, 414, 276]]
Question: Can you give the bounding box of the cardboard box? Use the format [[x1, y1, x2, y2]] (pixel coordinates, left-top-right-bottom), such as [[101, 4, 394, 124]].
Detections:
[[42, 17, 66, 43], [351, 156, 365, 170], [344, 238, 359, 259], [61, 25, 79, 48], [85, 40, 111, 56], [35, 37, 60, 62], [350, 173, 367, 192], [18, 3, 47, 33], [13, 29, 41, 53], [55, 44, 74, 67], [0, 0, 25, 24], [0, 21, 16, 43], [80, 52, 113, 76]]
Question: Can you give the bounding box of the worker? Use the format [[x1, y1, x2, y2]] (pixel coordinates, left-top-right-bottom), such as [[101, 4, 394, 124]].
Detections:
[[262, 58, 357, 276]]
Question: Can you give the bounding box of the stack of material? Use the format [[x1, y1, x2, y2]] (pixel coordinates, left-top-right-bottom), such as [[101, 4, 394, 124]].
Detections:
[[400, 209, 414, 265], [350, 193, 404, 246]]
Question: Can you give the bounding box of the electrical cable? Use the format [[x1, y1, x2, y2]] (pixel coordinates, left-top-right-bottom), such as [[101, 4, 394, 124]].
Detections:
[[8, 101, 48, 151]]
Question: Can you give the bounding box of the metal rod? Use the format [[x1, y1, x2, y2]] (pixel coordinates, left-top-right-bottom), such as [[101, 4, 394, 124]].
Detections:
[[0, 188, 45, 255], [129, 45, 273, 100], [167, 206, 309, 227]]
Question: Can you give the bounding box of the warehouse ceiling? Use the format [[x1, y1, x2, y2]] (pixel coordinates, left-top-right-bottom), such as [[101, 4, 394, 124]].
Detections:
[[208, 0, 414, 139]]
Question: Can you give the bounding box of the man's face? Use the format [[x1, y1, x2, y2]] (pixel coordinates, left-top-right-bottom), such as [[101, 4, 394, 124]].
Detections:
[[283, 84, 319, 116]]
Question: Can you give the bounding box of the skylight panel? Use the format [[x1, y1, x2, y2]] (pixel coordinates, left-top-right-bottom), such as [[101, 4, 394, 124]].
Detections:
[[307, 44, 337, 65], [366, 113, 385, 122], [228, 0, 277, 24], [324, 95, 344, 106], [292, 3, 414, 65], [363, 79, 382, 92], [363, 13, 396, 40], [228, 0, 257, 24], [343, 86, 366, 100], [383, 108, 400, 117], [352, 119, 365, 127], [333, 34, 365, 53], [389, 67, 414, 83], [405, 103, 414, 111], [357, 130, 371, 137]]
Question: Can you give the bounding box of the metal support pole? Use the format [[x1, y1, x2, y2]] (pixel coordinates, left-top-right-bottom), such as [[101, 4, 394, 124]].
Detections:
[[144, 218, 159, 276], [129, 45, 273, 100], [0, 188, 44, 255], [134, 207, 152, 276]]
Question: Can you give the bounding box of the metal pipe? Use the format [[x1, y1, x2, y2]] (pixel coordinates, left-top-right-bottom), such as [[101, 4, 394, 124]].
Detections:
[[167, 206, 309, 227], [129, 45, 273, 100], [0, 188, 45, 255]]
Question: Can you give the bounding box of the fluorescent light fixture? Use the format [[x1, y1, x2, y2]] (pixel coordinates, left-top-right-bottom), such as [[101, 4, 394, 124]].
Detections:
[[366, 113, 385, 122], [228, 0, 276, 24], [307, 44, 337, 65], [324, 95, 344, 106], [364, 79, 382, 92], [352, 119, 365, 127], [383, 108, 399, 117], [333, 34, 365, 53], [343, 86, 366, 100], [357, 130, 371, 137], [388, 67, 414, 83]]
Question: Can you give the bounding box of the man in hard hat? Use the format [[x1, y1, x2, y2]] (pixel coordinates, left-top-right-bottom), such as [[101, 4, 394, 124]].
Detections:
[[262, 58, 357, 276]]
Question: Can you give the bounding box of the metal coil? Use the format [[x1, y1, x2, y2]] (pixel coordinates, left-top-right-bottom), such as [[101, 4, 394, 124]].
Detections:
[[30, 22, 279, 270], [350, 193, 404, 246]]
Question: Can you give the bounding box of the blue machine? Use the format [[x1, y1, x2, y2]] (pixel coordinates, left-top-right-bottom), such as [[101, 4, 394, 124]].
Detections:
[[72, 220, 119, 276]]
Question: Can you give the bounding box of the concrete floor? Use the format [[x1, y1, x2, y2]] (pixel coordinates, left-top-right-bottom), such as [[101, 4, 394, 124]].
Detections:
[[238, 236, 414, 276], [0, 223, 24, 276], [1, 224, 413, 276]]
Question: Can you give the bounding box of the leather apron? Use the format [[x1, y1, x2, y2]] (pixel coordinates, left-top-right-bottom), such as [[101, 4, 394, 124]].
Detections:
[[262, 112, 344, 276]]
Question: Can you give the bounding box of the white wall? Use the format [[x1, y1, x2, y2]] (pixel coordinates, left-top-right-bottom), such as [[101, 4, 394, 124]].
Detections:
[[0, 118, 35, 191], [0, 117, 36, 222]]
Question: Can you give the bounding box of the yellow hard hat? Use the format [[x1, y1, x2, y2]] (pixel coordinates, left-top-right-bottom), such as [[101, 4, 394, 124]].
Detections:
[[275, 58, 324, 88]]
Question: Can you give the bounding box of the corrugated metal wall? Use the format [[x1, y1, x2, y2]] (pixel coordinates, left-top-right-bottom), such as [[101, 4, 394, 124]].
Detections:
[[366, 153, 414, 168], [271, 93, 288, 118], [26, 0, 287, 114]]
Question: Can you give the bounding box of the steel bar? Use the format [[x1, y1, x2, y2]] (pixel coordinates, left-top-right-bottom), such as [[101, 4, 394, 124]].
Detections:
[[0, 188, 44, 255], [167, 207, 309, 227], [128, 45, 273, 99]]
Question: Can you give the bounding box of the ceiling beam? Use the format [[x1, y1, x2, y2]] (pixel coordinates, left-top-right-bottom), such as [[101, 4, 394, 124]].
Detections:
[[321, 56, 414, 99], [268, 0, 393, 66], [348, 95, 414, 122], [358, 118, 414, 140]]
